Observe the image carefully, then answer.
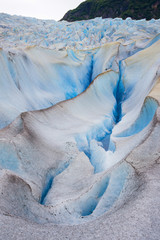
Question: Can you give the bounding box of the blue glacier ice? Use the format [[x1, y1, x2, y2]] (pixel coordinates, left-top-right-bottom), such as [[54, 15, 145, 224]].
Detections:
[[0, 13, 159, 226]]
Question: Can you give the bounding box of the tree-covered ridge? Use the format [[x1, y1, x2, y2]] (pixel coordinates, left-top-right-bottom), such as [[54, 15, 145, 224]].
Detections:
[[61, 0, 160, 21]]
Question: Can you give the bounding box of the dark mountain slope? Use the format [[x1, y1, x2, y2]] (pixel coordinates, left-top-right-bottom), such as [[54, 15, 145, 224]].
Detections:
[[61, 0, 160, 21]]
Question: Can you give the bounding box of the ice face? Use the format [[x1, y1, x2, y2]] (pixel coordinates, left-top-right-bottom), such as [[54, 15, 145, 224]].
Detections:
[[0, 47, 93, 128], [0, 14, 159, 225]]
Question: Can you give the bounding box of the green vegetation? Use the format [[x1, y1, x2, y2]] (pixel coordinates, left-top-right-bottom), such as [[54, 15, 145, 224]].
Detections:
[[61, 0, 160, 21]]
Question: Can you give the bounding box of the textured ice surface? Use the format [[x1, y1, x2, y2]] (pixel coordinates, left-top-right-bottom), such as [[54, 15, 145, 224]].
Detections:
[[0, 14, 160, 50], [0, 14, 160, 226]]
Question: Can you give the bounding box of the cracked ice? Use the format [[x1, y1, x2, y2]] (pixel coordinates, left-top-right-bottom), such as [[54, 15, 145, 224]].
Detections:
[[0, 13, 160, 225]]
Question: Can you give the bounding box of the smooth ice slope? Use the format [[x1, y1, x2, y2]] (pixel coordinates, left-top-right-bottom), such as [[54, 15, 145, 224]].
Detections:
[[0, 47, 93, 128]]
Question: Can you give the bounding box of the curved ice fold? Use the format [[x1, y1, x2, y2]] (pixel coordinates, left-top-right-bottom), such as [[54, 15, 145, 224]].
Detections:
[[116, 97, 158, 137], [0, 47, 93, 128]]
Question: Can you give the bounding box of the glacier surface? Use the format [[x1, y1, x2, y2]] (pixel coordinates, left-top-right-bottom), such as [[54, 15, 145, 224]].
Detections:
[[0, 13, 160, 231]]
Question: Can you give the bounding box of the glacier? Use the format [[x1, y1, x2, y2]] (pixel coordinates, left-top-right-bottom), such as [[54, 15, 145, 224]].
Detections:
[[0, 13, 160, 237]]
